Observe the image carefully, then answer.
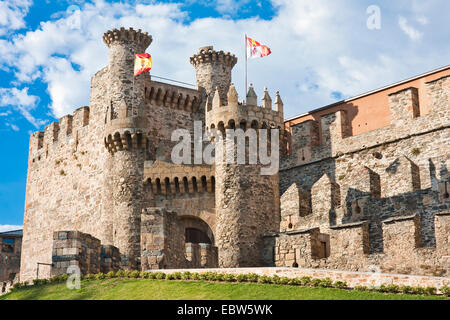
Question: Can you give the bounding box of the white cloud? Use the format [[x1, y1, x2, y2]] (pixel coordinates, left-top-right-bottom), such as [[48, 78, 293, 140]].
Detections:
[[0, 225, 23, 232], [0, 87, 45, 127], [398, 16, 423, 41], [6, 122, 20, 131], [0, 0, 32, 36], [0, 0, 449, 122], [417, 16, 428, 26]]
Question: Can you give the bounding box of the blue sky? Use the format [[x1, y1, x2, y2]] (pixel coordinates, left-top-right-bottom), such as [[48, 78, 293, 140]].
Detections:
[[0, 0, 449, 230]]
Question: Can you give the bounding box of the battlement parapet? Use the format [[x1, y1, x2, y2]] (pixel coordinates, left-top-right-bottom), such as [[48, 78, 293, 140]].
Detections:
[[282, 75, 450, 171], [144, 160, 214, 195], [103, 27, 152, 49], [145, 80, 202, 112], [206, 84, 284, 131], [190, 46, 237, 69], [29, 106, 91, 161]]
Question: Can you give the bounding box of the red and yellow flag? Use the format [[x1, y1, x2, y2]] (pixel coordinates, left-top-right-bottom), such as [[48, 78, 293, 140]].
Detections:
[[134, 53, 152, 76], [246, 36, 271, 59]]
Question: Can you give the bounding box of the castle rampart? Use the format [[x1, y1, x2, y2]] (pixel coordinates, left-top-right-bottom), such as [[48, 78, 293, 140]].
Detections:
[[18, 28, 449, 282]]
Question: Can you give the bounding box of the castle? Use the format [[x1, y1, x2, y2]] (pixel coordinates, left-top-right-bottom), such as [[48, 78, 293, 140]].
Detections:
[[19, 27, 449, 282]]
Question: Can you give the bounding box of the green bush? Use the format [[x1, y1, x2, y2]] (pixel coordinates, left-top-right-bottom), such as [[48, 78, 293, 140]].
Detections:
[[155, 272, 166, 280], [411, 286, 426, 295], [199, 272, 209, 281], [148, 272, 158, 279], [400, 285, 413, 294], [181, 272, 192, 280], [105, 271, 116, 279], [440, 286, 450, 297], [224, 274, 236, 282], [215, 273, 225, 282], [319, 278, 333, 288], [140, 272, 150, 279], [380, 284, 399, 293], [278, 277, 290, 285], [236, 274, 248, 283], [288, 278, 300, 286], [424, 287, 437, 296], [115, 270, 126, 278], [129, 270, 141, 278], [247, 273, 259, 283], [95, 273, 106, 280], [310, 278, 322, 287], [271, 275, 280, 284], [191, 272, 200, 280], [300, 276, 311, 286], [258, 276, 272, 284], [123, 270, 132, 278], [33, 279, 50, 286], [354, 286, 369, 291], [59, 274, 69, 282], [84, 274, 96, 281], [166, 273, 176, 280], [173, 272, 182, 280], [333, 281, 347, 289], [13, 282, 25, 290]]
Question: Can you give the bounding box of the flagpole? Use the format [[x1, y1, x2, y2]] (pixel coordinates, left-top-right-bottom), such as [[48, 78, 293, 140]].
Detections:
[[245, 34, 247, 103]]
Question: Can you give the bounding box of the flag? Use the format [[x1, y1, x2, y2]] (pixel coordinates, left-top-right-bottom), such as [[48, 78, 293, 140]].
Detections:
[[134, 53, 152, 76], [246, 36, 271, 59]]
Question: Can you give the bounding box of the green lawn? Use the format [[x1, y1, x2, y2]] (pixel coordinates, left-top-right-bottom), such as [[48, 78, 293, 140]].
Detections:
[[1, 279, 448, 300]]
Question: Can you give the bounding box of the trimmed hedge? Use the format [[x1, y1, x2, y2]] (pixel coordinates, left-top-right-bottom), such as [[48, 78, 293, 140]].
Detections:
[[7, 270, 449, 297]]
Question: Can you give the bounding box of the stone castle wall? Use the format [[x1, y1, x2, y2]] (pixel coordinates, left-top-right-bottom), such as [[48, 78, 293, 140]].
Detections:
[[21, 69, 111, 282], [20, 28, 209, 281], [274, 75, 450, 276], [19, 27, 449, 281]]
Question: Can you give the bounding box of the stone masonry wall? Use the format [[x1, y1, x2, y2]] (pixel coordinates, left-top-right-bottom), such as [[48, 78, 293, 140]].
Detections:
[[21, 28, 207, 281], [277, 75, 449, 276], [51, 231, 101, 277], [21, 68, 111, 282], [0, 234, 22, 284], [51, 231, 120, 277]]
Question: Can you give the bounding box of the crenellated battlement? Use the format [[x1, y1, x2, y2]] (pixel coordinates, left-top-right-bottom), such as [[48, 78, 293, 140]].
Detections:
[[103, 27, 152, 49], [190, 46, 237, 69], [20, 27, 449, 281], [283, 75, 450, 170], [28, 106, 90, 161], [145, 81, 202, 112], [206, 84, 284, 131]]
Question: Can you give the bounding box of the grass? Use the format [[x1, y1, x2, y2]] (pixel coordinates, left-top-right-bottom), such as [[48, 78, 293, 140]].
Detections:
[[1, 279, 448, 300]]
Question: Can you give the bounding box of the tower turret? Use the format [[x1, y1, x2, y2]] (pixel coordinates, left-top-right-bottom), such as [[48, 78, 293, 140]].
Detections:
[[190, 46, 237, 111], [103, 27, 152, 270], [201, 60, 284, 266]]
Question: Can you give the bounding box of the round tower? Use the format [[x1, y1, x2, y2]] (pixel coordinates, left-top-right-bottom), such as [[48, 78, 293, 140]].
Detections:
[[103, 27, 152, 269], [202, 80, 284, 267], [190, 46, 237, 111]]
